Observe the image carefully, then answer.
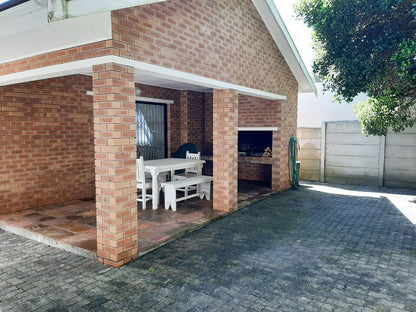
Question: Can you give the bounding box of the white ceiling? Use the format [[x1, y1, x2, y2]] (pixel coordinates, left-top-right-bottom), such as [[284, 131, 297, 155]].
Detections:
[[136, 73, 212, 92], [0, 55, 286, 100]]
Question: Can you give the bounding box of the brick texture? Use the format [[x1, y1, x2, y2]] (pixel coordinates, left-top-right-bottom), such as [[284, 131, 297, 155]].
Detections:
[[93, 63, 138, 267], [186, 91, 205, 151], [238, 163, 272, 182], [213, 89, 238, 212], [0, 75, 94, 214], [0, 41, 112, 76], [204, 93, 213, 154], [178, 90, 205, 151], [111, 0, 297, 95], [238, 95, 282, 128], [179, 91, 189, 145]]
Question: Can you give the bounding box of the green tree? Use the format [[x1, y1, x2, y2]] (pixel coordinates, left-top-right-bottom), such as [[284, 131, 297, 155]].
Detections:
[[296, 0, 416, 136]]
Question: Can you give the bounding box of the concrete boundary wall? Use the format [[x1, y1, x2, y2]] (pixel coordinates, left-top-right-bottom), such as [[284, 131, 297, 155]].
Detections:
[[297, 121, 416, 188], [297, 128, 321, 181]]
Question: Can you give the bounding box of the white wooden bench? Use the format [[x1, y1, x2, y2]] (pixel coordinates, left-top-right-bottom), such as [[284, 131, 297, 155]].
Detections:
[[161, 175, 213, 211]]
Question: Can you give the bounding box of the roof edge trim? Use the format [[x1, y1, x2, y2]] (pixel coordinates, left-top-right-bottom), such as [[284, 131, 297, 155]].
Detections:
[[0, 55, 287, 101]]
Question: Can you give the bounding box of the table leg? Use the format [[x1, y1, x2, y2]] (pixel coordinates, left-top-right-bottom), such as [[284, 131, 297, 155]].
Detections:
[[152, 172, 159, 210]]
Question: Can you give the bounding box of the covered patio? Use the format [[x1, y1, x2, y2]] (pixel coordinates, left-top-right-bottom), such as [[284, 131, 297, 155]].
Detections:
[[0, 0, 315, 267], [1, 59, 288, 267]]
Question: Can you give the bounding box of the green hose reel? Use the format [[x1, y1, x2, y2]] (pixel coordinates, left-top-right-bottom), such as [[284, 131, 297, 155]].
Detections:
[[289, 137, 300, 189]]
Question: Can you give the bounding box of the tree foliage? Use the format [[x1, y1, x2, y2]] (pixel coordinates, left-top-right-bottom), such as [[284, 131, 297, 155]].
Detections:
[[296, 0, 416, 136]]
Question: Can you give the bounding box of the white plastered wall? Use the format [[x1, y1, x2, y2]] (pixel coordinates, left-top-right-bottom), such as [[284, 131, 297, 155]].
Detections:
[[298, 82, 367, 128]]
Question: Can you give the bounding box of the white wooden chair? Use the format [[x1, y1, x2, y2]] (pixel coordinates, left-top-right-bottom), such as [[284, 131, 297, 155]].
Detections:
[[171, 151, 202, 196], [172, 151, 202, 180], [145, 172, 168, 187], [137, 156, 153, 210]]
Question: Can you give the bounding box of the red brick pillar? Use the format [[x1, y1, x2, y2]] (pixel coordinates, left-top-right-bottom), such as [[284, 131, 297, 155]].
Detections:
[[213, 89, 238, 212], [272, 96, 297, 191], [93, 63, 138, 267], [180, 90, 189, 145], [272, 128, 284, 191]]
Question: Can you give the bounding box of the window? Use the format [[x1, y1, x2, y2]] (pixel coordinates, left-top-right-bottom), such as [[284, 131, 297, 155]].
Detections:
[[136, 102, 167, 160], [136, 110, 153, 146]]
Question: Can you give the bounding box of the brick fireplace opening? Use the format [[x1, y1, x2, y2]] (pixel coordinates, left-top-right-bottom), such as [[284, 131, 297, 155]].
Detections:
[[237, 128, 275, 187], [238, 130, 273, 157]]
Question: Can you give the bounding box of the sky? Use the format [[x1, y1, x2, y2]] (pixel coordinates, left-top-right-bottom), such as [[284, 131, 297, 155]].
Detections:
[[273, 0, 315, 73]]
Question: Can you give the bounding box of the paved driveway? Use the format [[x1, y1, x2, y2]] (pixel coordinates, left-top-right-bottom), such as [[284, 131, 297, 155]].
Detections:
[[1, 182, 416, 311]]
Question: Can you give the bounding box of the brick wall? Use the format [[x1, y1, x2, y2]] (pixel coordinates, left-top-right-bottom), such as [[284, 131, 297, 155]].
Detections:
[[0, 41, 112, 76], [179, 91, 189, 145], [111, 0, 296, 95], [204, 92, 213, 154], [238, 163, 272, 182], [238, 95, 282, 128], [177, 90, 205, 151], [205, 95, 283, 145], [0, 75, 95, 214], [186, 91, 205, 151]]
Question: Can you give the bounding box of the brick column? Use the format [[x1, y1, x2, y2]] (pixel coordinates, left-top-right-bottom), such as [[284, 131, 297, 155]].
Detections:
[[180, 90, 189, 145], [272, 128, 284, 191], [93, 63, 138, 267], [213, 89, 238, 212], [272, 95, 297, 191]]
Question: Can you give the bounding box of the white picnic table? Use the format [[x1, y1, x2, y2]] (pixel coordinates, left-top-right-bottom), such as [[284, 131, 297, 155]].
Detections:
[[143, 158, 206, 210]]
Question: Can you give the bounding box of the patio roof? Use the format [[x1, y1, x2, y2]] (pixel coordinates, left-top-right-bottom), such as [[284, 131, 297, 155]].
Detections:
[[0, 55, 287, 100]]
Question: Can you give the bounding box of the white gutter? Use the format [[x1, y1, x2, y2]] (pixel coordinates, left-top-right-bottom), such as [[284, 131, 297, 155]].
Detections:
[[48, 0, 168, 21]]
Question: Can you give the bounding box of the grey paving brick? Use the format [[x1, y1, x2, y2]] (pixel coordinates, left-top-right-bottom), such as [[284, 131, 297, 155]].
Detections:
[[1, 182, 416, 311]]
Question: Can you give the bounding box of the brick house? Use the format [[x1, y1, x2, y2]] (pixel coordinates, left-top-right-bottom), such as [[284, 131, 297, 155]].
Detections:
[[0, 0, 315, 267]]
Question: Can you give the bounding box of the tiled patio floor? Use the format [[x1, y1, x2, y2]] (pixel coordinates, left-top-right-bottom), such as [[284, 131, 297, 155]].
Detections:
[[0, 180, 274, 260]]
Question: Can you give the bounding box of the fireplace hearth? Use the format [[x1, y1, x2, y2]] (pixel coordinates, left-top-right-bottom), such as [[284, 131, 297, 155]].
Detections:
[[238, 130, 272, 157]]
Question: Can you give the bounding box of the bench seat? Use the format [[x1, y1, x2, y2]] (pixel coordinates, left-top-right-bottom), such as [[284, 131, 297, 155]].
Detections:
[[161, 175, 213, 211]]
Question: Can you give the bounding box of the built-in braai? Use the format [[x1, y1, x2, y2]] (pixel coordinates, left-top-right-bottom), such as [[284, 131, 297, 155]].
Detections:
[[238, 129, 273, 157]]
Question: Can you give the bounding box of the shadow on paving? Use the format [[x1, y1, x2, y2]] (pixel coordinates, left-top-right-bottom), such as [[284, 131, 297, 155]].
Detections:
[[1, 182, 416, 311]]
